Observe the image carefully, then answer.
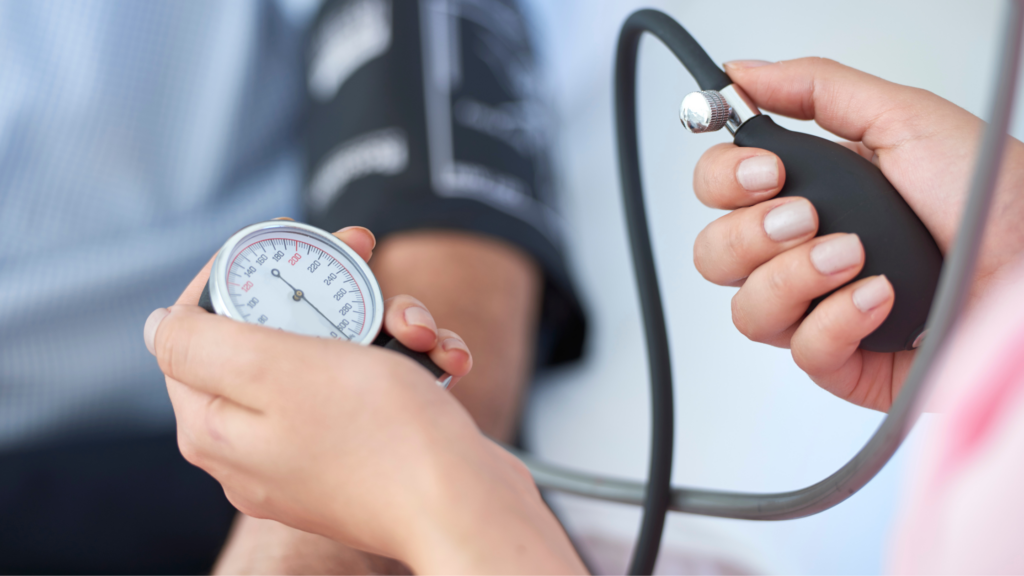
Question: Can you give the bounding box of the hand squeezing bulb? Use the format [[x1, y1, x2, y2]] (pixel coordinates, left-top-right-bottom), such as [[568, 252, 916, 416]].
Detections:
[[680, 86, 942, 352]]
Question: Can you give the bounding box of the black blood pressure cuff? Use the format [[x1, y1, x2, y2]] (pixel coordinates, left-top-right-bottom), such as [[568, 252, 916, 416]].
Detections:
[[301, 0, 585, 365]]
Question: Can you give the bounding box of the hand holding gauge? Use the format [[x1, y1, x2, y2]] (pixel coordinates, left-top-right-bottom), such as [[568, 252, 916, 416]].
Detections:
[[144, 223, 482, 566], [197, 220, 454, 388]]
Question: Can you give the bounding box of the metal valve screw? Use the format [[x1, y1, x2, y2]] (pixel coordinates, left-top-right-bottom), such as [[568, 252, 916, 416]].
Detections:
[[679, 90, 731, 133]]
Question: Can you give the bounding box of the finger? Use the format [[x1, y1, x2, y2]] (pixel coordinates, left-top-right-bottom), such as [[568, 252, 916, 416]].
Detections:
[[722, 57, 938, 148], [791, 276, 899, 411], [332, 226, 376, 263], [693, 143, 786, 209], [790, 275, 895, 379], [694, 197, 818, 286], [383, 295, 438, 352], [165, 375, 259, 472], [151, 303, 339, 408], [732, 233, 864, 345], [429, 328, 473, 385]]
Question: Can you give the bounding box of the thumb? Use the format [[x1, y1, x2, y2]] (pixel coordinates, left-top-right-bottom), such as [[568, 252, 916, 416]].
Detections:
[[723, 57, 949, 149]]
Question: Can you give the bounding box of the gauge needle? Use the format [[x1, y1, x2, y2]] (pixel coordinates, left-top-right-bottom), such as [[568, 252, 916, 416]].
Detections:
[[271, 268, 347, 336], [270, 268, 302, 298]]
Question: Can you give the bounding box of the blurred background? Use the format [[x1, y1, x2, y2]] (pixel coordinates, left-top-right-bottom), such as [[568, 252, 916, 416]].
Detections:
[[522, 0, 1022, 574]]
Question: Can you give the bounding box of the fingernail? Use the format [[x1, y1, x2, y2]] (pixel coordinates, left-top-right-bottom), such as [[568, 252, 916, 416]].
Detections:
[[341, 226, 376, 250], [273, 216, 295, 221], [404, 306, 436, 331], [764, 200, 815, 242], [736, 155, 779, 191], [441, 337, 469, 354], [810, 234, 863, 275], [724, 59, 773, 70], [852, 275, 893, 313], [144, 308, 170, 356]]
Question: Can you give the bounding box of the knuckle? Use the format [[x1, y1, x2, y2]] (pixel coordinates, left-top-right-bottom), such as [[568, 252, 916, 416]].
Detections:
[[764, 258, 798, 301], [798, 56, 839, 73], [205, 396, 232, 441], [808, 303, 842, 339], [723, 218, 751, 269], [692, 230, 715, 280], [730, 303, 749, 338], [223, 491, 254, 517], [732, 261, 801, 344], [176, 431, 204, 468], [225, 489, 268, 521], [244, 484, 271, 509], [809, 298, 861, 348], [694, 215, 754, 285], [789, 326, 836, 379], [730, 292, 760, 341], [789, 339, 815, 374], [694, 146, 731, 206]]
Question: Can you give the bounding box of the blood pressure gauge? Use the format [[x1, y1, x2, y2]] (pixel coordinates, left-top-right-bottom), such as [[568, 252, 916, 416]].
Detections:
[[199, 220, 451, 388]]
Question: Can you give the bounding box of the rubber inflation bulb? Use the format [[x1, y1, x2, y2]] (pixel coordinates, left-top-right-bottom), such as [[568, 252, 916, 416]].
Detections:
[[733, 115, 942, 352]]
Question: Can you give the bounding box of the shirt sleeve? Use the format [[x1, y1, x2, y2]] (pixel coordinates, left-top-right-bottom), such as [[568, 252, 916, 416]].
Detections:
[[300, 0, 585, 365]]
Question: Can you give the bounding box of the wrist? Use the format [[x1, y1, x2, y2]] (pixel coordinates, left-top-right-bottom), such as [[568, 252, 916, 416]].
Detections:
[[401, 436, 585, 574]]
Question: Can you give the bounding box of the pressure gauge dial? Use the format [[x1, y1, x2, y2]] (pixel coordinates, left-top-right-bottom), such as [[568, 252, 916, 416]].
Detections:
[[200, 221, 450, 387]]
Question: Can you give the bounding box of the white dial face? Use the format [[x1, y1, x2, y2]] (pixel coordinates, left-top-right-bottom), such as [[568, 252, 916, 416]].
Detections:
[[213, 223, 381, 344]]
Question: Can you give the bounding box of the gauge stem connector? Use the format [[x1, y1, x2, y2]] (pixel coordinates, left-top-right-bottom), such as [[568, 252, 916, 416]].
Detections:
[[679, 83, 761, 135]]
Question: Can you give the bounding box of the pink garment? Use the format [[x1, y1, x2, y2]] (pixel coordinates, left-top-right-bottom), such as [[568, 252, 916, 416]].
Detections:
[[890, 260, 1024, 574]]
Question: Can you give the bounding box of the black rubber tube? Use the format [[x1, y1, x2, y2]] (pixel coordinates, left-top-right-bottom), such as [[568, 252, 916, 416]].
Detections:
[[614, 9, 726, 574], [619, 10, 730, 93], [615, 10, 736, 573], [615, 10, 733, 573]]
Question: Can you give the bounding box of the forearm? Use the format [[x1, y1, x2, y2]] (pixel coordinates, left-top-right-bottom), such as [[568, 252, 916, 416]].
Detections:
[[214, 516, 408, 575], [371, 230, 544, 442], [372, 231, 585, 573]]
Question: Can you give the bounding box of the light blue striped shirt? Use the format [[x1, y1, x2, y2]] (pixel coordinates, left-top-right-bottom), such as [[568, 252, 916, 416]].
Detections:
[[0, 0, 316, 448]]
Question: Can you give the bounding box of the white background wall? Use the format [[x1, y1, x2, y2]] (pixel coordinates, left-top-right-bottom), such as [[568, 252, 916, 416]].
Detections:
[[520, 1, 1020, 573]]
